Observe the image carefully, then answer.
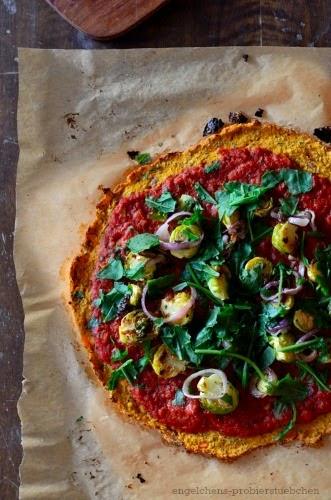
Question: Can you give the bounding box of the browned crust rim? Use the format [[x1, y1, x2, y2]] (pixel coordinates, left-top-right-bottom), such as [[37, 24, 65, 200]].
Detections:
[[69, 120, 331, 460]]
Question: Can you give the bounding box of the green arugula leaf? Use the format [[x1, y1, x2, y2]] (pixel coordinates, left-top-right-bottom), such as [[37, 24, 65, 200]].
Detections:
[[267, 373, 308, 403], [107, 359, 139, 390], [195, 307, 220, 348], [204, 160, 221, 174], [172, 389, 186, 406], [125, 261, 146, 280], [190, 261, 219, 282], [282, 169, 313, 195], [229, 241, 253, 276], [262, 169, 313, 195], [127, 233, 160, 253], [135, 152, 152, 165], [276, 402, 297, 441], [259, 345, 276, 370], [161, 324, 199, 364], [97, 258, 124, 280], [297, 360, 331, 392], [111, 348, 128, 362], [240, 264, 264, 293], [194, 182, 217, 205], [147, 274, 176, 297], [224, 181, 269, 207], [145, 191, 176, 214], [315, 244, 331, 296], [94, 282, 131, 323], [279, 196, 299, 217]]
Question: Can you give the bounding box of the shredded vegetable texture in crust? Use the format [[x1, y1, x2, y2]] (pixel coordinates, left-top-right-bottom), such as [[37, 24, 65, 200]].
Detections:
[[70, 121, 331, 460]]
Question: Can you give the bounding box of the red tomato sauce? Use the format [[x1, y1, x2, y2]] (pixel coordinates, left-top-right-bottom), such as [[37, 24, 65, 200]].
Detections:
[[91, 147, 331, 438]]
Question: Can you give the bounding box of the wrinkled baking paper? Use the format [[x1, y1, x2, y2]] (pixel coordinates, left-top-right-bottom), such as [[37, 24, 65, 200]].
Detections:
[[16, 47, 330, 500]]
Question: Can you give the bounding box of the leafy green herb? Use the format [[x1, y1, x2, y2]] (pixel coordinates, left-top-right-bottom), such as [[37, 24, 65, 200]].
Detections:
[[145, 191, 176, 214], [195, 307, 220, 349], [279, 196, 299, 217], [194, 182, 217, 205], [172, 389, 186, 406], [267, 373, 308, 403], [147, 274, 176, 297], [97, 258, 124, 280], [259, 345, 276, 370], [297, 360, 331, 392], [107, 359, 139, 390], [262, 169, 313, 195], [190, 261, 219, 281], [111, 348, 128, 362], [125, 261, 146, 280], [204, 160, 221, 174], [315, 245, 331, 296], [127, 233, 160, 253], [229, 241, 253, 276], [240, 264, 264, 294], [162, 324, 199, 364], [94, 283, 131, 322], [135, 152, 152, 165], [277, 402, 297, 441]]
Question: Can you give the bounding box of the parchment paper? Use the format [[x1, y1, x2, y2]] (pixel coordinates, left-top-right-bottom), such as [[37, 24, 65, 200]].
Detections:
[[16, 47, 331, 500]]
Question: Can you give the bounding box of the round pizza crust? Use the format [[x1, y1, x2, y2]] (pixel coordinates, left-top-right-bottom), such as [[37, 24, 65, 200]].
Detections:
[[70, 120, 331, 460]]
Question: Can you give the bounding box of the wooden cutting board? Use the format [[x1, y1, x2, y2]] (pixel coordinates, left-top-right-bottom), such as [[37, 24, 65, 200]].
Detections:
[[46, 0, 169, 40]]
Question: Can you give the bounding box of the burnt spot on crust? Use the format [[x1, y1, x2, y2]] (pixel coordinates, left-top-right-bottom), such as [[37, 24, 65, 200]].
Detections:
[[314, 126, 331, 144], [242, 54, 249, 62], [136, 473, 146, 484], [203, 118, 224, 136], [255, 108, 264, 118], [229, 111, 249, 124], [127, 150, 140, 160]]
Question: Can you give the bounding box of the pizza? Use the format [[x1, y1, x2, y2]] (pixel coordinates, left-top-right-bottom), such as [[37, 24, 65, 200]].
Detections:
[[70, 120, 331, 460]]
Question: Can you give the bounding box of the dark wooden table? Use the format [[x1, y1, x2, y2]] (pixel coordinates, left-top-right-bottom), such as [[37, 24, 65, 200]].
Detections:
[[0, 1, 330, 498]]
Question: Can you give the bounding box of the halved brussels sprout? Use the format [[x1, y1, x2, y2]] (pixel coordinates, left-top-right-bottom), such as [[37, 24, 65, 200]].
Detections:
[[293, 309, 315, 333], [119, 310, 158, 345], [221, 210, 240, 228], [197, 373, 239, 415], [129, 284, 142, 306], [244, 256, 273, 278], [254, 197, 273, 217], [207, 266, 231, 300], [151, 344, 187, 378], [169, 224, 203, 259], [307, 261, 322, 283], [282, 295, 295, 310], [125, 252, 156, 280], [271, 222, 299, 254], [269, 333, 296, 363], [160, 290, 194, 325]]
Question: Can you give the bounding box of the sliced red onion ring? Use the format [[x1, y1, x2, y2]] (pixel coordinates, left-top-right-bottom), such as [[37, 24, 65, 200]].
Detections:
[[296, 330, 319, 343], [288, 210, 316, 230], [288, 214, 311, 227], [270, 209, 284, 221], [297, 350, 318, 363], [260, 281, 279, 301], [296, 330, 319, 363], [267, 318, 290, 336], [306, 210, 316, 231], [141, 284, 159, 321], [182, 368, 229, 400], [155, 211, 192, 241], [159, 236, 203, 252], [250, 368, 277, 399], [163, 287, 197, 324], [282, 283, 303, 296], [155, 211, 204, 251]]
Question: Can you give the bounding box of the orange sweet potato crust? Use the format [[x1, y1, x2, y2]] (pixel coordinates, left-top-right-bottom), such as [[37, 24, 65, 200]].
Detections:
[[69, 121, 331, 460]]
